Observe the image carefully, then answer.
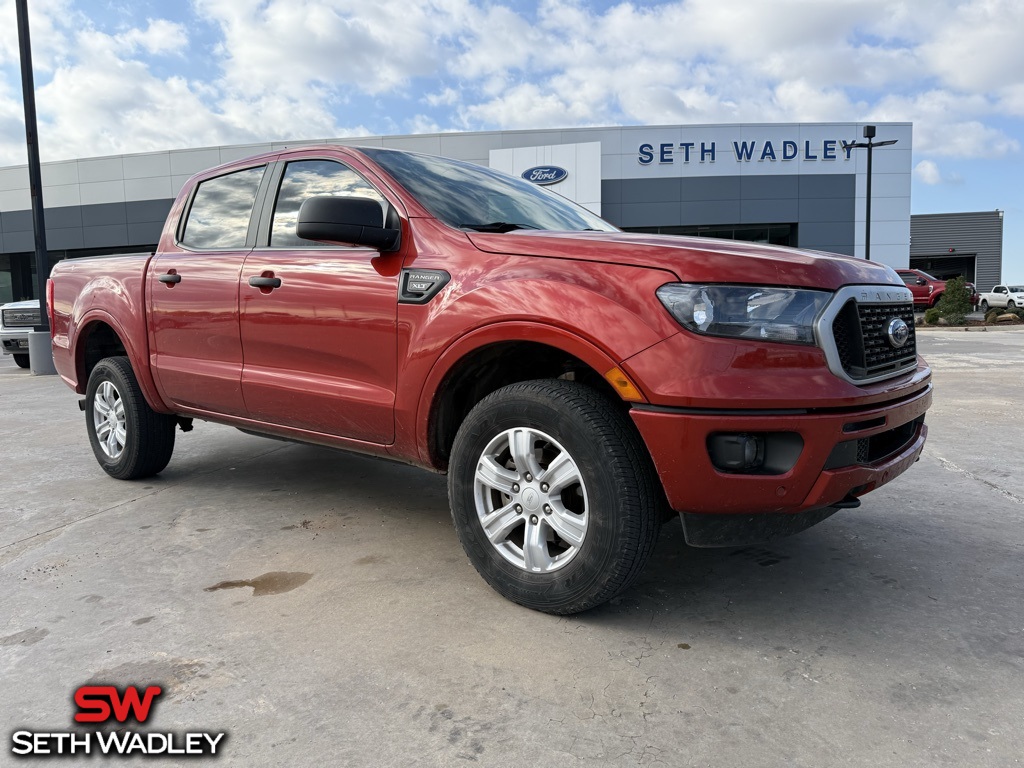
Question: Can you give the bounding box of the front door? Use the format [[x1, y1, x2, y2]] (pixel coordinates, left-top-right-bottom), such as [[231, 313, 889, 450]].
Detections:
[[239, 158, 400, 444]]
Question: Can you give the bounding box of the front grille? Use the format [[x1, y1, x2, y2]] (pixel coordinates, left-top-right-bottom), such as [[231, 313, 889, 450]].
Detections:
[[831, 300, 917, 381], [2, 307, 40, 328]]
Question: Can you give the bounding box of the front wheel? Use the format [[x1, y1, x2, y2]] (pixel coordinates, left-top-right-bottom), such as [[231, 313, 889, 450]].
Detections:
[[13, 354, 29, 368], [1010, 300, 1017, 309], [448, 380, 660, 614], [85, 356, 176, 479]]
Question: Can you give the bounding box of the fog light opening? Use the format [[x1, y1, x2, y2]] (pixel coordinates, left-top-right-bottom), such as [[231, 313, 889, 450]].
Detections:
[[708, 433, 765, 473]]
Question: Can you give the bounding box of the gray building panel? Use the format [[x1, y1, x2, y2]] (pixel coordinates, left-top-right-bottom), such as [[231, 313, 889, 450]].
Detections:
[[681, 177, 741, 202], [1, 210, 33, 233], [799, 222, 855, 251], [3, 230, 34, 251], [910, 211, 1003, 291], [681, 200, 742, 226], [83, 224, 130, 249], [618, 178, 682, 204], [618, 202, 682, 228], [799, 197, 854, 223], [127, 222, 163, 246], [127, 199, 174, 224], [82, 203, 128, 227], [44, 206, 84, 229], [47, 228, 86, 250], [799, 175, 855, 199], [601, 180, 622, 205], [600, 203, 622, 225], [740, 198, 799, 223], [741, 175, 798, 200]]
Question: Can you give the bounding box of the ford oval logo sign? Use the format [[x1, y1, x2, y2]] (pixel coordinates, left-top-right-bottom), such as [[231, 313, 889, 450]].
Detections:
[[522, 166, 568, 185], [887, 317, 910, 348]]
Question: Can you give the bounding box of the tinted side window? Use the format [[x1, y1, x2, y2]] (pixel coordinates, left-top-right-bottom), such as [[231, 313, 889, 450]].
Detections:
[[181, 166, 265, 249], [900, 274, 916, 285], [271, 160, 385, 247]]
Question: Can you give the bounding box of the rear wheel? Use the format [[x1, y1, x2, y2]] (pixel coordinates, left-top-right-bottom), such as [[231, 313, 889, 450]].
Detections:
[[85, 356, 176, 479], [448, 379, 660, 614], [980, 299, 989, 312], [13, 354, 29, 368]]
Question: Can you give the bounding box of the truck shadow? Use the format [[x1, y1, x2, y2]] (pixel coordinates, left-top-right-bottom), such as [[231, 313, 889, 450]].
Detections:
[[150, 433, 961, 636]]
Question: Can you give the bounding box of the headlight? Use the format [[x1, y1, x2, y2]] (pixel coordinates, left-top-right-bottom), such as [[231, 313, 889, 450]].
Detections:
[[656, 284, 831, 345]]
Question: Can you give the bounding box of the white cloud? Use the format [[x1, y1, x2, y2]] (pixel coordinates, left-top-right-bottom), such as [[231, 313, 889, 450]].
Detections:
[[914, 160, 942, 185], [193, 0, 463, 96], [116, 19, 188, 56]]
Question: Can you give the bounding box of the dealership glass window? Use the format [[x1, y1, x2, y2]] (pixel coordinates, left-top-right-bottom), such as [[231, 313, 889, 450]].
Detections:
[[0, 254, 12, 304], [181, 166, 266, 249], [625, 224, 796, 247], [270, 160, 386, 247]]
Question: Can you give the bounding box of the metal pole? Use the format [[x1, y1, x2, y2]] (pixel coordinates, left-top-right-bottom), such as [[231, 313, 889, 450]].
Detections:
[[864, 140, 872, 262], [15, 0, 51, 332]]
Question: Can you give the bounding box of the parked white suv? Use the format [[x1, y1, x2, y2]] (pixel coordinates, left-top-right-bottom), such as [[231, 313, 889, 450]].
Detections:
[[1, 300, 41, 368]]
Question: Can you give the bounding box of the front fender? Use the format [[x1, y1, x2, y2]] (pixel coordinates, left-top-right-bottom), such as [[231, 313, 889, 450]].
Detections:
[[394, 262, 679, 466]]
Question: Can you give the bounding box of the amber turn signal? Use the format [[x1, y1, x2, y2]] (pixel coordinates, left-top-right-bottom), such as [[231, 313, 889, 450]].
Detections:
[[603, 367, 646, 402]]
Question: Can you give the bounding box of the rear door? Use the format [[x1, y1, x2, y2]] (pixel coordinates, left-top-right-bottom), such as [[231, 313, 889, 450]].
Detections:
[[238, 157, 400, 444], [149, 164, 269, 415]]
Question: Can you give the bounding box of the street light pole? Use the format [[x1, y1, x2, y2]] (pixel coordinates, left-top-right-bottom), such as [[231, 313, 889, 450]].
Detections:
[[847, 125, 898, 261], [16, 0, 57, 374]]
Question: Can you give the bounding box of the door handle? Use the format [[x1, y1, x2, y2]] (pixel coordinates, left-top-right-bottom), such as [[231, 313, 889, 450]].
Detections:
[[248, 276, 282, 289], [158, 272, 181, 284]]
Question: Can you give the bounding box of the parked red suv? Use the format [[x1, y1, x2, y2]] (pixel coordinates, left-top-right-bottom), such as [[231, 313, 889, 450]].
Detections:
[[896, 268, 978, 309]]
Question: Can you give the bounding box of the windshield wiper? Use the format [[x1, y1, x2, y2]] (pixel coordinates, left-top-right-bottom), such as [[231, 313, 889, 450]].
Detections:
[[459, 221, 540, 233]]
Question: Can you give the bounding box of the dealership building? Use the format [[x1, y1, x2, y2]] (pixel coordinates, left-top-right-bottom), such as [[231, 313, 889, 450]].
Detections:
[[0, 121, 1004, 304]]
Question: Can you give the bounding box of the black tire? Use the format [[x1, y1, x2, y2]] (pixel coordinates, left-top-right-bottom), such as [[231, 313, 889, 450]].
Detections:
[[13, 354, 29, 368], [1010, 300, 1017, 310], [980, 299, 989, 312], [85, 356, 176, 480], [448, 379, 660, 614]]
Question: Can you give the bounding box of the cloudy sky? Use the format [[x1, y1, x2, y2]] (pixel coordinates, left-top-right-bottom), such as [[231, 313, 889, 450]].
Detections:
[[1, 0, 1022, 278]]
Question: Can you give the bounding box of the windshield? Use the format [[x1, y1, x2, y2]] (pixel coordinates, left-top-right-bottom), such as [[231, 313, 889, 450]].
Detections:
[[361, 148, 617, 233], [1010, 286, 1024, 292]]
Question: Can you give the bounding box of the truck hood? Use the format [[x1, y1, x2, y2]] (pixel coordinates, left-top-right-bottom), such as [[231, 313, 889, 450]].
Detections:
[[466, 230, 902, 292]]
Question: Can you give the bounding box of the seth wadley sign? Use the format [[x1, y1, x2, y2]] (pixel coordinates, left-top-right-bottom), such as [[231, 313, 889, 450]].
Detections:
[[638, 138, 860, 165]]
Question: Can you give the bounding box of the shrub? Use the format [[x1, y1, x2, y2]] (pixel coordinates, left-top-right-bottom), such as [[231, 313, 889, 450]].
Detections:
[[936, 276, 972, 325], [924, 307, 940, 325], [985, 309, 1002, 323]]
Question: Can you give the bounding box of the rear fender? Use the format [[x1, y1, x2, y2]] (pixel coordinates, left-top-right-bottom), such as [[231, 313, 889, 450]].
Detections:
[[71, 310, 169, 414]]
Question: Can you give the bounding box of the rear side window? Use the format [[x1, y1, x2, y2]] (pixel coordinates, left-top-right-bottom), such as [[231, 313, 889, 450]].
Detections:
[[270, 159, 385, 247], [181, 166, 266, 249]]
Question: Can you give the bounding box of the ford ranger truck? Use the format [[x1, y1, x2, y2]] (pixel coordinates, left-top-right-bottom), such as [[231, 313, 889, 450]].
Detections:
[[48, 146, 931, 614]]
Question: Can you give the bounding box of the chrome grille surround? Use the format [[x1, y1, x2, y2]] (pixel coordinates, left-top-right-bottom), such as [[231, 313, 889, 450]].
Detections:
[[815, 285, 918, 386]]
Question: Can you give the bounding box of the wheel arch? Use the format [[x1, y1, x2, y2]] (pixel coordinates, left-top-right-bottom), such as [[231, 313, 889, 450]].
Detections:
[[73, 313, 169, 412], [419, 323, 644, 471]]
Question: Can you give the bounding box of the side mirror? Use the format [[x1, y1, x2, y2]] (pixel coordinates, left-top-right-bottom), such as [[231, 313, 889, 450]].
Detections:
[[296, 196, 401, 251], [916, 278, 927, 286]]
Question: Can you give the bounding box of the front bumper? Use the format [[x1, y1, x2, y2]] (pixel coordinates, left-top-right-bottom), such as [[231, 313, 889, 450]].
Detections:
[[630, 382, 931, 517], [1, 333, 30, 355]]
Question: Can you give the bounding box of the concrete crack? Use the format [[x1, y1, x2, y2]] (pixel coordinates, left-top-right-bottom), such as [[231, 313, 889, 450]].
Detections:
[[933, 454, 1024, 504]]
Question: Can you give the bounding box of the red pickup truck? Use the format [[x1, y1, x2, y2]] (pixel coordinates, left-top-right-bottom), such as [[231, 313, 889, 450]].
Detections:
[[48, 146, 931, 613]]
